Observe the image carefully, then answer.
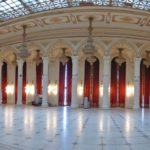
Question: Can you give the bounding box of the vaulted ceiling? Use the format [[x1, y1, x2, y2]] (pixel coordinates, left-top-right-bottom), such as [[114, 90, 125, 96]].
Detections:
[[0, 0, 149, 22]]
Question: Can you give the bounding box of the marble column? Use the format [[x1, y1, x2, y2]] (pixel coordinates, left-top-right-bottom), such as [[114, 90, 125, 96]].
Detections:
[[133, 57, 141, 109], [71, 55, 78, 108], [17, 59, 24, 105], [102, 55, 110, 109], [42, 56, 49, 106], [0, 62, 3, 103]]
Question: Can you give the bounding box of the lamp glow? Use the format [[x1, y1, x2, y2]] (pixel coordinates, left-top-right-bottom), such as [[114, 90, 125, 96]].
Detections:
[[48, 81, 58, 95], [78, 84, 83, 96], [126, 83, 134, 97], [6, 85, 14, 94], [25, 84, 35, 95]]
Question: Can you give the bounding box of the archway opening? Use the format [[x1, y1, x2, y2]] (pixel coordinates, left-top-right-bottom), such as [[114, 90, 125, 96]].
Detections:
[[59, 57, 72, 106], [140, 59, 150, 108], [110, 58, 126, 107], [84, 57, 99, 107]]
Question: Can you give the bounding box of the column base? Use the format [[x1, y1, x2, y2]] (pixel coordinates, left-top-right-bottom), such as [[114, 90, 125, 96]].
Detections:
[[101, 106, 110, 109], [133, 105, 140, 109], [71, 103, 79, 108]]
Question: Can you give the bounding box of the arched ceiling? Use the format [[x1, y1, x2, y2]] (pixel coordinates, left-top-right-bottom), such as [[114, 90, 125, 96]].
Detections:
[[0, 0, 149, 22]]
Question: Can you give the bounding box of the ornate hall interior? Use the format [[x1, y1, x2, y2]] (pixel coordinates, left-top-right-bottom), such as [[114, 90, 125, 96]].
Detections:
[[0, 0, 150, 150]]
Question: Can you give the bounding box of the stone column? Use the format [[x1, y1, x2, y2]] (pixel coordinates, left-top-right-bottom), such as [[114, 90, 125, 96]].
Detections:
[[102, 55, 110, 109], [17, 59, 24, 105], [133, 57, 141, 109], [0, 62, 3, 103], [71, 55, 78, 108], [42, 56, 49, 106]]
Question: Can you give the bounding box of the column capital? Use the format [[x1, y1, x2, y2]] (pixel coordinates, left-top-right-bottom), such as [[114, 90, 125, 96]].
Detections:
[[42, 56, 49, 62], [134, 57, 141, 62], [17, 59, 24, 65]]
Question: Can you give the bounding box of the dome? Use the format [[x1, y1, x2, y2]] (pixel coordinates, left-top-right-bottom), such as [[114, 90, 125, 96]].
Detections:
[[0, 0, 149, 22]]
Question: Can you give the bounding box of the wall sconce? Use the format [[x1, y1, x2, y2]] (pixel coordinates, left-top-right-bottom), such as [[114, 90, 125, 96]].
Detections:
[[100, 82, 103, 97], [126, 82, 134, 97], [48, 80, 58, 95], [25, 83, 35, 95], [6, 84, 14, 95], [78, 81, 83, 96]]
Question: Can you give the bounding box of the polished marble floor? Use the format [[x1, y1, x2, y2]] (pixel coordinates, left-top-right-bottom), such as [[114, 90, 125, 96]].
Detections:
[[0, 106, 150, 150]]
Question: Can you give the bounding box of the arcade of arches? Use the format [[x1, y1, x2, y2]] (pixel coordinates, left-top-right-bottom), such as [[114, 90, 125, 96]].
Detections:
[[0, 6, 150, 109]]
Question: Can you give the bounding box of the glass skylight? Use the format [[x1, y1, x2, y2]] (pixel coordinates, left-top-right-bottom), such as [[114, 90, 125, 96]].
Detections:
[[0, 0, 149, 22]]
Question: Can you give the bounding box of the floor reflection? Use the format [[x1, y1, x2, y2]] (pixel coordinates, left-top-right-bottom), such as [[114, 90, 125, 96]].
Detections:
[[0, 106, 150, 150]]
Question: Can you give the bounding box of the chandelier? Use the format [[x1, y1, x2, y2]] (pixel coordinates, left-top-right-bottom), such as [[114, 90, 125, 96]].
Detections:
[[143, 50, 150, 68], [83, 17, 96, 65], [35, 50, 42, 65], [60, 48, 69, 65], [17, 25, 29, 59], [115, 48, 125, 66]]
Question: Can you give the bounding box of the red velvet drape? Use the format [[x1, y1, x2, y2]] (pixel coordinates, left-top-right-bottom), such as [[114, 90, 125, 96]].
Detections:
[[2, 62, 7, 104], [22, 62, 26, 104], [140, 59, 150, 108], [110, 58, 118, 107], [15, 65, 18, 104], [59, 57, 72, 106], [84, 60, 91, 100], [84, 58, 99, 107], [92, 59, 99, 107], [119, 62, 126, 107], [110, 58, 126, 107], [66, 57, 72, 106], [36, 62, 43, 94], [59, 61, 65, 106]]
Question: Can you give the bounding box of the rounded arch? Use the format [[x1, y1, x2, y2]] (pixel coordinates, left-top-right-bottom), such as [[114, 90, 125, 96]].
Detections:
[[76, 39, 104, 62], [139, 44, 150, 58], [47, 39, 74, 59], [108, 39, 137, 62]]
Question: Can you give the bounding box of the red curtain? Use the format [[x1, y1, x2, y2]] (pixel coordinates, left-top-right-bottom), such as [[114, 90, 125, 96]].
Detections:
[[92, 59, 99, 107], [59, 57, 72, 106], [2, 62, 7, 104], [110, 58, 118, 107], [110, 58, 126, 107], [36, 62, 43, 94], [15, 65, 18, 104], [66, 57, 72, 106], [22, 62, 26, 104], [140, 59, 150, 108], [84, 60, 91, 100], [59, 61, 65, 106], [119, 62, 126, 107], [84, 58, 99, 107]]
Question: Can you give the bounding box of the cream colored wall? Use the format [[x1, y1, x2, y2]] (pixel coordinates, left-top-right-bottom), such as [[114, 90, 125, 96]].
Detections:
[[7, 64, 15, 104], [77, 58, 85, 107], [26, 61, 36, 104], [125, 60, 134, 108], [48, 60, 59, 106]]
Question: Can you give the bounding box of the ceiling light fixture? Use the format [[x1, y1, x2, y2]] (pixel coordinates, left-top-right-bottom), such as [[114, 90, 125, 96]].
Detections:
[[60, 48, 69, 65], [143, 50, 150, 68], [17, 25, 29, 59], [115, 48, 125, 66]]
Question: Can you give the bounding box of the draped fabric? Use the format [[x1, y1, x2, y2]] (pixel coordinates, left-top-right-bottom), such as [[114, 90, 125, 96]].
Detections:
[[2, 62, 7, 104], [36, 62, 43, 94], [140, 59, 150, 108], [66, 57, 72, 106], [110, 58, 118, 107], [15, 65, 18, 104], [59, 61, 65, 106], [22, 62, 26, 104], [119, 62, 126, 107], [92, 59, 99, 107], [110, 58, 126, 107], [59, 57, 72, 106], [84, 58, 99, 107], [84, 60, 91, 101]]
